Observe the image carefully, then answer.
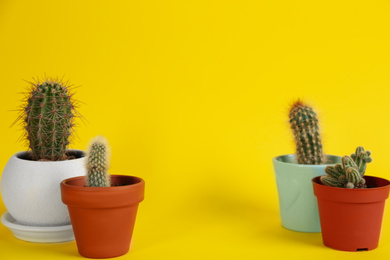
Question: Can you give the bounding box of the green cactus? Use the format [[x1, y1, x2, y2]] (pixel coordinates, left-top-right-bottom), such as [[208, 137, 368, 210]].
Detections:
[[321, 147, 372, 189], [289, 100, 324, 164], [351, 146, 372, 176], [19, 79, 77, 161], [85, 136, 111, 187]]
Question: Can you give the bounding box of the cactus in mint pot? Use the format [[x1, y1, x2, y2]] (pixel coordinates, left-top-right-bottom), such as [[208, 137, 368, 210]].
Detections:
[[21, 79, 78, 161], [85, 136, 111, 187], [273, 99, 340, 232], [289, 99, 324, 165]]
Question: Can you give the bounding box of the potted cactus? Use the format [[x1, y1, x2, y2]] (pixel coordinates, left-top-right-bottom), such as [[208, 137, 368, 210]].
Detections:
[[273, 99, 341, 232], [313, 147, 390, 251], [61, 136, 145, 258], [0, 79, 85, 242]]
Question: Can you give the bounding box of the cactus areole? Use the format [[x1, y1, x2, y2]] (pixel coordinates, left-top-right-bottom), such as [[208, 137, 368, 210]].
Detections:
[[22, 80, 77, 161]]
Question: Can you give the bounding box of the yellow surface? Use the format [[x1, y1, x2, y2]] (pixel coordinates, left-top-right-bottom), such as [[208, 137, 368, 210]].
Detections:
[[1, 0, 390, 259]]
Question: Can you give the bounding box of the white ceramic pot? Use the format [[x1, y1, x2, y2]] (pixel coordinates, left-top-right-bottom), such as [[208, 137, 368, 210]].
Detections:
[[1, 150, 86, 226]]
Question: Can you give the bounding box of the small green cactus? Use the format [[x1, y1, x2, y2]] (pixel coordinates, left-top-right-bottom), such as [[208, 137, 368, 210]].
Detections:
[[85, 136, 111, 187], [351, 146, 372, 176], [289, 100, 324, 164], [321, 147, 372, 189], [17, 78, 79, 161]]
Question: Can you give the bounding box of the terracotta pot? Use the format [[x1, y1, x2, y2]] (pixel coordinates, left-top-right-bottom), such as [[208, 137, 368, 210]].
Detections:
[[61, 175, 145, 258], [313, 176, 390, 251]]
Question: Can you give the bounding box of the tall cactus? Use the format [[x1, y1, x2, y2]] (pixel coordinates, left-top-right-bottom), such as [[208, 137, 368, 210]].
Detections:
[[289, 99, 324, 164], [21, 79, 77, 161], [85, 136, 111, 187], [321, 147, 372, 189]]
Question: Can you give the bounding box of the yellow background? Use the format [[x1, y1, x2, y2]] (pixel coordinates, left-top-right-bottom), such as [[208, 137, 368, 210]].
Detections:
[[1, 0, 390, 259]]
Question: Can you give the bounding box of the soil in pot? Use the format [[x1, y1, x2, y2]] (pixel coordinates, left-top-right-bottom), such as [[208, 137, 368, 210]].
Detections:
[[313, 176, 390, 251], [61, 175, 145, 258]]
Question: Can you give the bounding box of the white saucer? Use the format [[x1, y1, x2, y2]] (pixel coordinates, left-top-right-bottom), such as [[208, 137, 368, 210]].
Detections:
[[1, 212, 75, 243]]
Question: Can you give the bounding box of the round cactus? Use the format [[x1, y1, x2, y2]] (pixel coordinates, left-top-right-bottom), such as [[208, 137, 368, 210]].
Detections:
[[19, 79, 78, 161], [85, 136, 111, 187], [289, 99, 324, 165]]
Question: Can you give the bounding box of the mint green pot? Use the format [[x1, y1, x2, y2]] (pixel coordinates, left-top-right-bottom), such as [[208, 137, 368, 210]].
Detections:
[[273, 154, 341, 232]]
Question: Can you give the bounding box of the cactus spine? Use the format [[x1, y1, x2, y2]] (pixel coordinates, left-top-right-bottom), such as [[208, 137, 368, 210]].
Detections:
[[21, 79, 77, 161], [321, 147, 372, 189], [289, 100, 324, 164], [85, 136, 111, 187]]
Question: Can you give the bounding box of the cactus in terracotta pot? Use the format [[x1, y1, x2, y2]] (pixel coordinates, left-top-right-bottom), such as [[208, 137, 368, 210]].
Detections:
[[321, 147, 372, 189], [288, 99, 324, 164], [85, 136, 111, 187], [18, 79, 78, 161], [61, 134, 145, 258]]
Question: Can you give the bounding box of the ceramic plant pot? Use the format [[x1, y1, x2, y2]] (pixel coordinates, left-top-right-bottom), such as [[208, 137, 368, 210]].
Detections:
[[61, 175, 145, 259], [1, 150, 86, 227], [273, 154, 341, 232], [313, 176, 390, 251]]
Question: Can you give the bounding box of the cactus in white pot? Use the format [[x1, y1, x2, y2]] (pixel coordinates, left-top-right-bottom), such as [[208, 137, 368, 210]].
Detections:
[[1, 78, 85, 242]]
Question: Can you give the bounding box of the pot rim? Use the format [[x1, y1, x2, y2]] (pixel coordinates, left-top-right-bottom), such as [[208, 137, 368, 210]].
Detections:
[[273, 154, 341, 167], [313, 175, 390, 204], [12, 149, 85, 164], [61, 175, 145, 208], [61, 175, 145, 191], [313, 175, 390, 191]]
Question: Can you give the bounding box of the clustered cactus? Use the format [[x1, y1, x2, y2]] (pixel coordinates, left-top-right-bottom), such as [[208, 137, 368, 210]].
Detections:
[[85, 136, 111, 187], [17, 78, 78, 161], [289, 100, 324, 165], [321, 147, 372, 189]]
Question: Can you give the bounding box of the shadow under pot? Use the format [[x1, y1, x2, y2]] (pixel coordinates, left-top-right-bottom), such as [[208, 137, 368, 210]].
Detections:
[[61, 175, 145, 259], [313, 175, 390, 251], [273, 154, 341, 232]]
